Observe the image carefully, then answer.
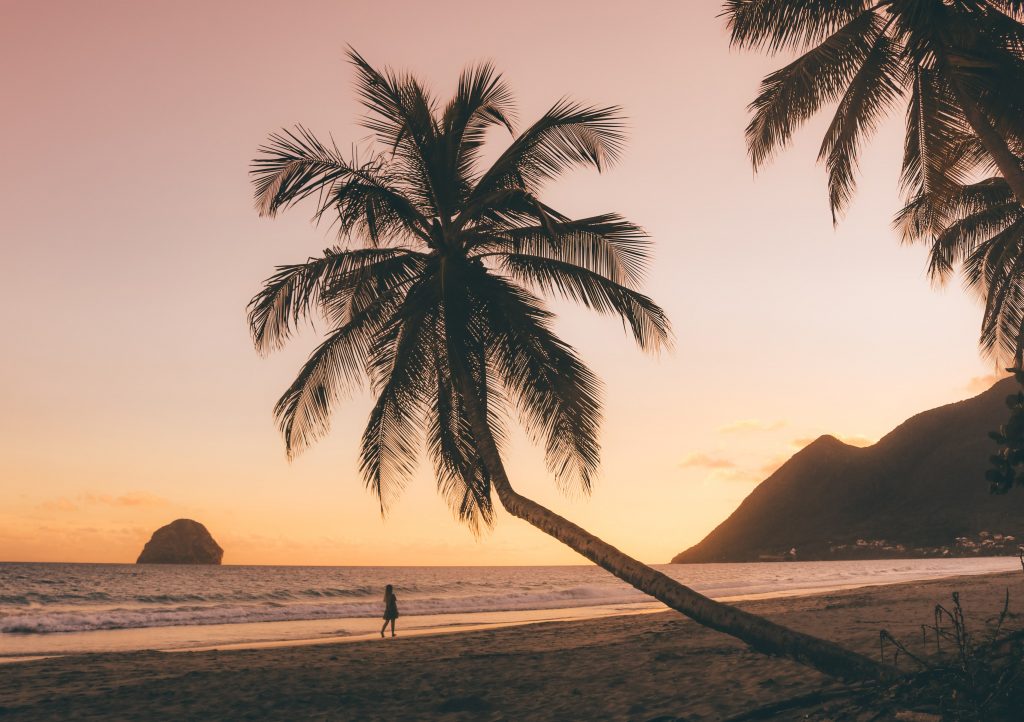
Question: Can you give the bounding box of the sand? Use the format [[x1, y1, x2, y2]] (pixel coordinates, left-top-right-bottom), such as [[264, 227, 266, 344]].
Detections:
[[1, 570, 1022, 721]]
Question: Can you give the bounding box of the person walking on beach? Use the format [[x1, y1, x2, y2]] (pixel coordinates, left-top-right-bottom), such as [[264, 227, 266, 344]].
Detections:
[[380, 584, 399, 638]]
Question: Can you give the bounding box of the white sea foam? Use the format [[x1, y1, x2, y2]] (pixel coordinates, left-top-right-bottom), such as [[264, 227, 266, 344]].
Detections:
[[0, 585, 644, 634], [0, 558, 1017, 648]]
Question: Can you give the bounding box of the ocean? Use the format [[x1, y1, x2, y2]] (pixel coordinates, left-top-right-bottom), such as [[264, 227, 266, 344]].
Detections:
[[1, 557, 1017, 661]]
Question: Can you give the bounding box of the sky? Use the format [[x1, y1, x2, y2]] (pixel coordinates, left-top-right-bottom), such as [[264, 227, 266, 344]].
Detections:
[[0, 0, 1006, 566]]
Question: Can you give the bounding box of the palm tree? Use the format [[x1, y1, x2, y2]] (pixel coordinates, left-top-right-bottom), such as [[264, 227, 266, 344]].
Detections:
[[724, 0, 1024, 222], [897, 180, 1024, 494], [897, 176, 1024, 362], [248, 49, 890, 683]]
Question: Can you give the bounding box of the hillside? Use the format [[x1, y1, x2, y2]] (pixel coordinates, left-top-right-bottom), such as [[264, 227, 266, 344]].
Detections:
[[672, 378, 1024, 563]]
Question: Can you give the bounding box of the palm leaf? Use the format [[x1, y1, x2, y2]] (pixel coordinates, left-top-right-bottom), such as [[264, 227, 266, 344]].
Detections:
[[927, 198, 1022, 282], [469, 100, 626, 203], [469, 214, 649, 287], [428, 348, 494, 531], [497, 254, 671, 352], [901, 67, 975, 220], [966, 218, 1024, 360], [724, 0, 871, 52], [746, 11, 883, 170], [359, 282, 438, 513], [466, 270, 604, 493], [440, 62, 516, 193], [247, 248, 422, 354], [273, 284, 409, 458], [819, 33, 907, 219]]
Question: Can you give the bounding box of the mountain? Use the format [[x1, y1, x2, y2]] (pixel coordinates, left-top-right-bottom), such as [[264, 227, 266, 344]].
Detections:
[[137, 519, 224, 564], [672, 378, 1024, 563]]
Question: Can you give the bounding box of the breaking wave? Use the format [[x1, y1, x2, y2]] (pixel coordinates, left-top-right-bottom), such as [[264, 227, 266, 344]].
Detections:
[[1, 584, 643, 634]]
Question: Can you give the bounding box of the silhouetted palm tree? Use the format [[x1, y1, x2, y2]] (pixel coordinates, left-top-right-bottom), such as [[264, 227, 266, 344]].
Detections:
[[724, 0, 1024, 220], [248, 50, 890, 682], [899, 180, 1024, 495], [898, 176, 1024, 362]]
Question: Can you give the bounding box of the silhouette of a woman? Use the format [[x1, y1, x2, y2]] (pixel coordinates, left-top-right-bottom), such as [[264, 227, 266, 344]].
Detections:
[[380, 584, 399, 638]]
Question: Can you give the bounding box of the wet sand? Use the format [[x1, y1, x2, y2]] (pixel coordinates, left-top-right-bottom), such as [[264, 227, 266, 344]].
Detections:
[[1, 570, 1021, 721]]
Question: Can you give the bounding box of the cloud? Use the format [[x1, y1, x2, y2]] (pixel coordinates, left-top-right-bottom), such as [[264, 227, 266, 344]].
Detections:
[[965, 372, 1010, 394], [704, 453, 804, 484], [706, 462, 787, 483], [81, 492, 170, 508], [718, 419, 786, 434], [679, 453, 736, 469], [707, 468, 760, 483], [38, 492, 170, 512], [38, 497, 79, 512]]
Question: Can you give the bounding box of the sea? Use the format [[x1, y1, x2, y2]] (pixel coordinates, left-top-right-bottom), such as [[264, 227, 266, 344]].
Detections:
[[0, 557, 1018, 661]]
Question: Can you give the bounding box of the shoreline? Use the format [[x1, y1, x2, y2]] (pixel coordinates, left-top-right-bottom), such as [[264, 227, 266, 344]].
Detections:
[[1, 570, 1022, 720], [2, 557, 1018, 662]]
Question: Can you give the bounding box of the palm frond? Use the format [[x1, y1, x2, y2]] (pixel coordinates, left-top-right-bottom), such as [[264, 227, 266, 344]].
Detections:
[[469, 100, 626, 202], [819, 33, 907, 219], [901, 67, 975, 216], [896, 176, 1015, 242], [316, 163, 434, 247], [987, 1, 1024, 18], [359, 282, 438, 513], [322, 253, 427, 329], [346, 48, 455, 221], [497, 254, 671, 353], [927, 201, 1022, 282], [457, 187, 572, 234], [272, 284, 408, 458], [469, 214, 650, 287], [441, 62, 517, 191], [965, 218, 1024, 360], [466, 270, 604, 493], [252, 126, 433, 246], [347, 47, 437, 157], [247, 248, 422, 354], [746, 11, 883, 170], [724, 0, 871, 52], [428, 349, 494, 531], [252, 125, 356, 217]]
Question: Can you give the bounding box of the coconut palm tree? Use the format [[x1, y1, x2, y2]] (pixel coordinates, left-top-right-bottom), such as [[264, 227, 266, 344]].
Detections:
[[248, 49, 890, 683], [898, 179, 1024, 493], [898, 176, 1024, 362], [724, 0, 1024, 223]]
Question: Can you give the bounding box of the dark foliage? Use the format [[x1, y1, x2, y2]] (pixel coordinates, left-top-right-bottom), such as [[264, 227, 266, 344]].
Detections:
[[248, 50, 670, 529], [986, 367, 1024, 493], [897, 178, 1024, 364], [724, 0, 1024, 221]]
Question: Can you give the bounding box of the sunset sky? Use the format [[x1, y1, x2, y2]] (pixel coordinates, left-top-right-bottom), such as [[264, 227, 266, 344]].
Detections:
[[1, 0, 1006, 566]]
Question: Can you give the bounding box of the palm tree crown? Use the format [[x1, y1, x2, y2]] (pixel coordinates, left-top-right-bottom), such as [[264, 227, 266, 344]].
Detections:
[[248, 50, 670, 529], [725, 0, 1024, 222], [898, 175, 1024, 361]]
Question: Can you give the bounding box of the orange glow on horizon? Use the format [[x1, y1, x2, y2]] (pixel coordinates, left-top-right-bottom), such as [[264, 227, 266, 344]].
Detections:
[[1, 0, 1001, 565]]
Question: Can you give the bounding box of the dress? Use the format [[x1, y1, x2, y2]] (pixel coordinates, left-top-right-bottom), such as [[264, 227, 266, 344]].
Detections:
[[383, 592, 399, 621]]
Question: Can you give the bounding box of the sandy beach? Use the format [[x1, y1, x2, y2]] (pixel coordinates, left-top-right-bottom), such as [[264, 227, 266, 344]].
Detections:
[[0, 570, 1021, 721]]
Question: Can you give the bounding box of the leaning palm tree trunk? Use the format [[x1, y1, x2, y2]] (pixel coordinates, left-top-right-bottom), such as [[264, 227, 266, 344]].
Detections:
[[453, 372, 894, 685]]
